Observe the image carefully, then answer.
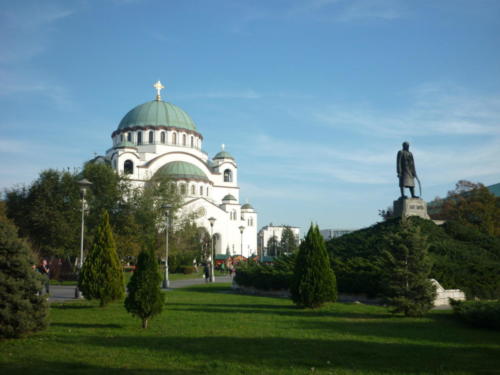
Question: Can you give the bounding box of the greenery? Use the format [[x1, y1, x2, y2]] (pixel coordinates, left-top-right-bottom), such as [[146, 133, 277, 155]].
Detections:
[[291, 224, 337, 308], [1, 284, 500, 374], [125, 249, 165, 328], [234, 254, 295, 290], [382, 221, 436, 316], [79, 211, 124, 306], [450, 299, 500, 330], [327, 216, 500, 299], [280, 226, 299, 254], [0, 219, 48, 338]]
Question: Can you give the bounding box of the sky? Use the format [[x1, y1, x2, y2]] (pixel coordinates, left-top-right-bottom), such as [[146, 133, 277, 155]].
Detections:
[[1, 0, 500, 234]]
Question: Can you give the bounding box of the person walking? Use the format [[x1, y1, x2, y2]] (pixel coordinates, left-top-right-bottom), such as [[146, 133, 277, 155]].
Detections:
[[37, 259, 50, 294], [203, 263, 210, 283]]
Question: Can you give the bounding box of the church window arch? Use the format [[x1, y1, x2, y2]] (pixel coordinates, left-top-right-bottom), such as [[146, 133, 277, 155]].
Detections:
[[149, 131, 154, 144], [137, 132, 143, 145], [120, 134, 124, 142], [191, 185, 195, 195], [127, 132, 132, 142], [172, 132, 177, 144], [180, 184, 186, 195], [182, 134, 187, 146], [224, 169, 232, 183], [190, 136, 194, 147], [124, 160, 134, 175], [160, 132, 166, 144], [199, 185, 203, 195]]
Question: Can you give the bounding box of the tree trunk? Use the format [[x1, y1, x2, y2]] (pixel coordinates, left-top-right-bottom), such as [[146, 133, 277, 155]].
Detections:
[[142, 318, 148, 329]]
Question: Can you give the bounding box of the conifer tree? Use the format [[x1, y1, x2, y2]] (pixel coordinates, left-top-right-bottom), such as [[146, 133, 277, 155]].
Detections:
[[125, 248, 164, 328], [78, 210, 124, 306], [382, 219, 436, 317], [291, 224, 337, 308], [0, 220, 48, 338]]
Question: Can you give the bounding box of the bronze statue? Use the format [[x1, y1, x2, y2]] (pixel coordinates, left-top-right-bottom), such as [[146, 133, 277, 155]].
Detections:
[[397, 141, 418, 199]]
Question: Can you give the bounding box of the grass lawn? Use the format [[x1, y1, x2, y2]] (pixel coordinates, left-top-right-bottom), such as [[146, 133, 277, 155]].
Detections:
[[1, 284, 499, 375]]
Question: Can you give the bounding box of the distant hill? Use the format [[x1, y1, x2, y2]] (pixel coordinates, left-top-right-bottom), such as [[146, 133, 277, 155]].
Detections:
[[326, 217, 500, 299]]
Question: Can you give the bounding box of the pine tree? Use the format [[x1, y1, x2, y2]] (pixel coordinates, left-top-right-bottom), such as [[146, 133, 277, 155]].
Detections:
[[125, 248, 165, 328], [382, 219, 436, 317], [280, 226, 298, 255], [0, 220, 48, 338], [291, 224, 337, 308], [78, 210, 124, 306]]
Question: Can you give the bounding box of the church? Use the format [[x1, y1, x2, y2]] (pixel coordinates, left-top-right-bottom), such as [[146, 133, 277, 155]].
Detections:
[[103, 81, 257, 258]]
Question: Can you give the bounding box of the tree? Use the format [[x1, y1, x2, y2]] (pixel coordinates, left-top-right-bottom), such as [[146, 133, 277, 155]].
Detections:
[[430, 180, 500, 237], [291, 224, 337, 308], [0, 220, 48, 338], [78, 210, 124, 306], [266, 235, 279, 256], [280, 226, 298, 255], [125, 248, 165, 328], [382, 220, 436, 317]]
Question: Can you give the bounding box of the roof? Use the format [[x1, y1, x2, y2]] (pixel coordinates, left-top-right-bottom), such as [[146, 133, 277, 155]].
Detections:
[[241, 203, 254, 210], [213, 150, 234, 160], [488, 183, 500, 197], [154, 161, 209, 182], [117, 100, 197, 131], [222, 194, 237, 201], [115, 141, 137, 148]]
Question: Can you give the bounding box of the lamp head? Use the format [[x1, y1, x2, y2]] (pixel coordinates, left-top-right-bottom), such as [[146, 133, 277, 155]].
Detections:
[[208, 217, 216, 226]]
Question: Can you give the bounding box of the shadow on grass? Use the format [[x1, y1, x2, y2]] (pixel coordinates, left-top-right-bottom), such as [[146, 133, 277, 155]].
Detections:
[[51, 304, 94, 310], [47, 334, 500, 374], [51, 322, 124, 329], [179, 285, 233, 294]]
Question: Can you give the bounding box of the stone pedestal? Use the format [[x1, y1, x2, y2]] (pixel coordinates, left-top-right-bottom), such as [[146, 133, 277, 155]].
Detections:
[[393, 197, 430, 220]]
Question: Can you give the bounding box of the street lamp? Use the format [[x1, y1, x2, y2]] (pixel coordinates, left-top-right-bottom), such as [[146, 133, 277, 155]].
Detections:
[[208, 217, 216, 282], [162, 204, 172, 289], [75, 178, 92, 299], [238, 226, 245, 256]]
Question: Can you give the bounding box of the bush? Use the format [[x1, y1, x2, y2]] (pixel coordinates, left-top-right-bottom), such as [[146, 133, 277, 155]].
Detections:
[[0, 220, 48, 338], [291, 224, 337, 308], [178, 265, 196, 274], [450, 299, 500, 330], [235, 254, 295, 291]]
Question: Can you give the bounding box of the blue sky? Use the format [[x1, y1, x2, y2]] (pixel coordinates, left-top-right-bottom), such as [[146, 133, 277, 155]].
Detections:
[[1, 0, 499, 234]]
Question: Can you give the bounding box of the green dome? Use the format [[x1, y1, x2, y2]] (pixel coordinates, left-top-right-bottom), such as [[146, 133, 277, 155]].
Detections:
[[118, 100, 197, 131], [222, 194, 237, 201], [214, 150, 234, 160], [241, 203, 254, 210], [154, 161, 209, 182]]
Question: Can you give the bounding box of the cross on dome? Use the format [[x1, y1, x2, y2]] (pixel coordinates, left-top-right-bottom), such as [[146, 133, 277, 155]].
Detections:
[[153, 80, 165, 101], [221, 144, 225, 150]]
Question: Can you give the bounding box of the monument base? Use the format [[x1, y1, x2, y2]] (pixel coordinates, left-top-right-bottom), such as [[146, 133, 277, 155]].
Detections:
[[393, 197, 430, 220]]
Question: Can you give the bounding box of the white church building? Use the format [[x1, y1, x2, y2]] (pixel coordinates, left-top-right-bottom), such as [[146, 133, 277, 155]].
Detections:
[[103, 81, 257, 257]]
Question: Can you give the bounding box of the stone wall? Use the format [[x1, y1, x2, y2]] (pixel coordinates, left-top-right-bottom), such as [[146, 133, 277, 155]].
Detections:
[[431, 279, 466, 306]]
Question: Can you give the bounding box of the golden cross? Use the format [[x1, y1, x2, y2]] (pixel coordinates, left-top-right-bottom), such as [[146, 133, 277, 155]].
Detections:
[[153, 80, 164, 100]]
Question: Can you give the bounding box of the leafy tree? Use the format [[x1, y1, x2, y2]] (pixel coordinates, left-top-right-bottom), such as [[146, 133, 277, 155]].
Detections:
[[125, 248, 165, 328], [382, 221, 436, 317], [266, 235, 279, 256], [291, 224, 337, 308], [78, 210, 124, 306], [280, 226, 298, 255], [0, 220, 48, 338], [430, 180, 500, 237]]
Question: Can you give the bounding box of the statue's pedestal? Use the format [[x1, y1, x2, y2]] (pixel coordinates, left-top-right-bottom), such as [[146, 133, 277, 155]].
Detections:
[[393, 197, 430, 220]]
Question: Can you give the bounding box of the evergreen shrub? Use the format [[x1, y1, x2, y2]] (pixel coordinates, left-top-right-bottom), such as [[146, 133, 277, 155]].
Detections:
[[125, 248, 165, 328], [0, 221, 48, 338], [291, 224, 337, 308], [234, 254, 295, 290], [450, 299, 500, 330]]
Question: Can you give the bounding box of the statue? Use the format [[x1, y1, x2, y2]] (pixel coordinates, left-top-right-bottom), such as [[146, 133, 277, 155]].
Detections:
[[397, 141, 418, 199]]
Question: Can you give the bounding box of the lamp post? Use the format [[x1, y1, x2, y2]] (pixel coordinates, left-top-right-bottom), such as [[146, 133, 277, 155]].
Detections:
[[208, 217, 216, 282], [238, 226, 245, 256], [162, 204, 172, 289], [75, 178, 92, 299]]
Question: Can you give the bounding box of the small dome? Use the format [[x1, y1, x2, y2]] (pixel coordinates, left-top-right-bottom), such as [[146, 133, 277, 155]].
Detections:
[[241, 203, 254, 210], [213, 150, 234, 160], [154, 161, 209, 182], [118, 100, 197, 131], [222, 194, 237, 201]]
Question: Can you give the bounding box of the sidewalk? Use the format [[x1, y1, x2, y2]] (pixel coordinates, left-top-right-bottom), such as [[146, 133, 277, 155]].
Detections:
[[48, 276, 233, 303]]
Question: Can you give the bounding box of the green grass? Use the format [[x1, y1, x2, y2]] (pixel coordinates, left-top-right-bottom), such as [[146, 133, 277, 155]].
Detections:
[[1, 284, 499, 375]]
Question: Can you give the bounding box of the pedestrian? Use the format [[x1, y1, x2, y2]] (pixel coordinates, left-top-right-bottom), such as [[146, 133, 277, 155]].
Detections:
[[203, 263, 210, 283], [37, 259, 50, 294]]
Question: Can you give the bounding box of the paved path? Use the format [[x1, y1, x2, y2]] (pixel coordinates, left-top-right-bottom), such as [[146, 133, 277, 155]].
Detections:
[[48, 276, 233, 303]]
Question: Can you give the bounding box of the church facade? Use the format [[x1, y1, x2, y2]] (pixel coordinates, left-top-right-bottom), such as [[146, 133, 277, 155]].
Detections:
[[103, 81, 257, 257]]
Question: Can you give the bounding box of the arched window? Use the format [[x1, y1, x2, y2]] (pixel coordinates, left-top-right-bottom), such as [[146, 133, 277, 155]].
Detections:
[[206, 187, 209, 196], [190, 136, 194, 147], [172, 132, 177, 144], [199, 186, 203, 195], [149, 131, 154, 144], [137, 132, 143, 145], [224, 169, 232, 182], [191, 185, 195, 195], [120, 134, 124, 142], [180, 184, 186, 195], [182, 134, 186, 146], [161, 132, 166, 144], [127, 133, 132, 142], [124, 160, 134, 175]]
